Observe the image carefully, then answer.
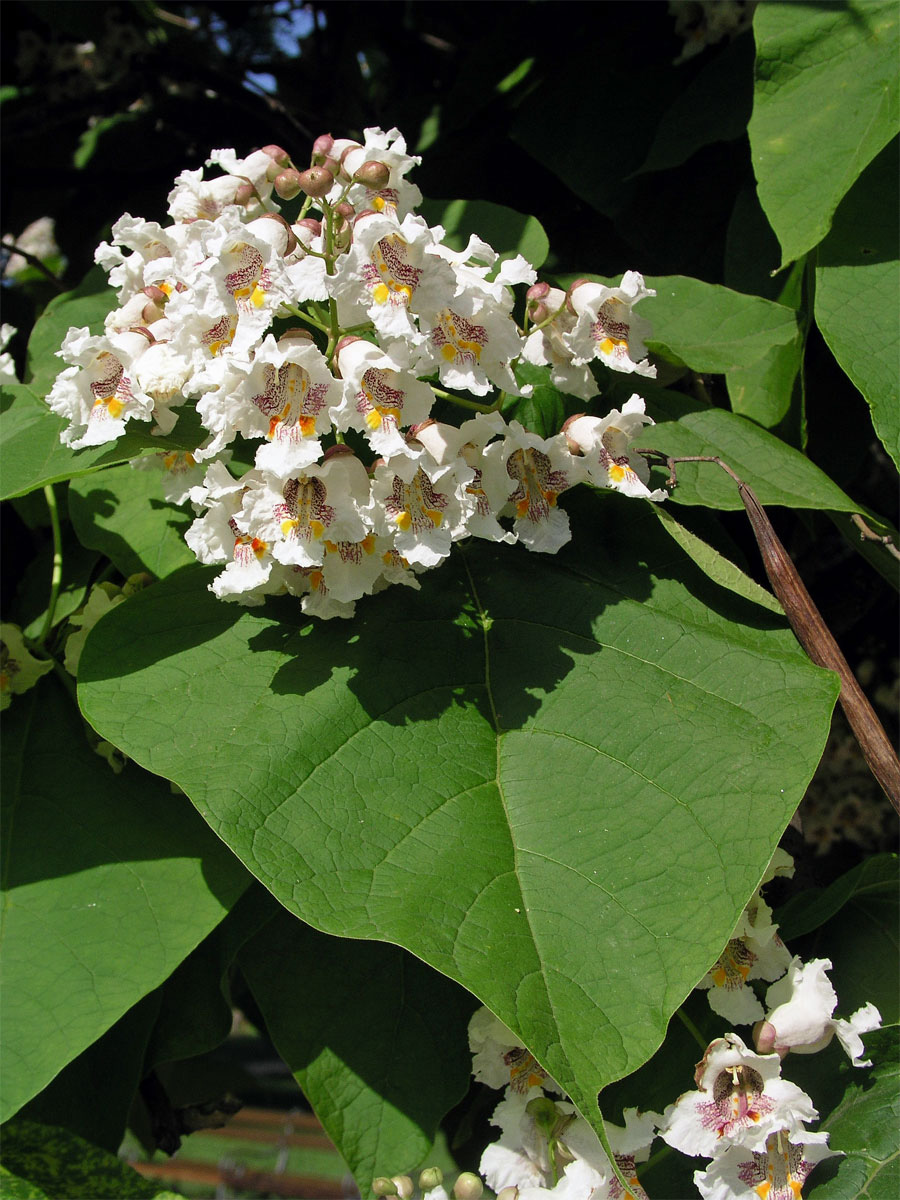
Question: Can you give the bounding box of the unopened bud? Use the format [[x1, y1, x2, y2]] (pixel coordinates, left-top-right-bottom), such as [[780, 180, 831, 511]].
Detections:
[[295, 217, 322, 238], [274, 169, 303, 200], [561, 413, 587, 455], [525, 1096, 558, 1134], [453, 1173, 484, 1200], [254, 212, 298, 256], [320, 155, 341, 178], [278, 328, 314, 345], [497, 1190, 520, 1200], [391, 1175, 414, 1200], [334, 201, 355, 219], [262, 143, 291, 165], [311, 133, 334, 162], [419, 1167, 443, 1191], [322, 443, 356, 463], [526, 281, 550, 303], [566, 278, 592, 313], [298, 166, 333, 198], [529, 301, 550, 324], [353, 159, 391, 190], [372, 1178, 397, 1197], [233, 181, 257, 206], [141, 299, 166, 324], [754, 1019, 779, 1056], [143, 284, 168, 305]]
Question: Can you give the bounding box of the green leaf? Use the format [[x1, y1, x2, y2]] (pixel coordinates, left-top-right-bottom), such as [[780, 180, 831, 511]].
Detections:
[[724, 334, 805, 432], [0, 676, 250, 1122], [144, 884, 280, 1072], [634, 32, 754, 176], [239, 910, 477, 1193], [21, 993, 161, 1154], [24, 266, 115, 394], [0, 1119, 186, 1200], [652, 505, 782, 614], [776, 854, 899, 942], [78, 495, 839, 1143], [73, 112, 143, 171], [0, 383, 204, 501], [642, 276, 801, 374], [418, 198, 549, 270], [749, 0, 900, 266], [505, 360, 574, 439], [69, 460, 196, 579], [815, 140, 900, 470], [806, 1027, 900, 1199]]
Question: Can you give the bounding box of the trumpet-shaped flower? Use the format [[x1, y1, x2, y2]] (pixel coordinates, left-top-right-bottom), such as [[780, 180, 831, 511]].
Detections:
[[564, 397, 666, 501], [694, 1128, 838, 1200], [756, 957, 882, 1067], [468, 1007, 561, 1095], [481, 422, 579, 552], [697, 895, 792, 1025], [333, 337, 435, 457], [47, 327, 157, 447], [564, 273, 656, 378], [367, 449, 468, 568], [658, 1034, 816, 1157]]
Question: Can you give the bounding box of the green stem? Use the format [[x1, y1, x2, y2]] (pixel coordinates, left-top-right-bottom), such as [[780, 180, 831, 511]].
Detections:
[[38, 484, 63, 647], [431, 386, 505, 414], [282, 304, 330, 334], [675, 1005, 709, 1053]]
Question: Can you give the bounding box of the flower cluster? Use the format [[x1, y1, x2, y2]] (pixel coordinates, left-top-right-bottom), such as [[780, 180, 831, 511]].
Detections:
[[47, 127, 664, 619]]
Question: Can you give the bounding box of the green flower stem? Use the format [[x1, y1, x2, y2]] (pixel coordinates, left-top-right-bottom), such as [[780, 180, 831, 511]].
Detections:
[[431, 386, 505, 414], [283, 305, 330, 334], [675, 1005, 709, 1052], [38, 484, 63, 648]]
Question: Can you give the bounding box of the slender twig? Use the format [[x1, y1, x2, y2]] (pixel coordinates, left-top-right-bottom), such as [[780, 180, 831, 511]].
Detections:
[[37, 484, 64, 647], [634, 451, 900, 815], [1, 239, 66, 292], [851, 513, 900, 561], [431, 385, 504, 413], [675, 1006, 709, 1053]]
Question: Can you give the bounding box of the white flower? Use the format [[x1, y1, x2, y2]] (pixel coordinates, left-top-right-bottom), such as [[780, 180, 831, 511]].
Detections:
[[47, 327, 157, 447], [522, 286, 598, 402], [367, 448, 468, 569], [468, 1007, 561, 1095], [332, 126, 423, 217], [564, 398, 666, 501], [658, 1034, 817, 1157], [415, 294, 528, 397], [694, 1128, 837, 1200], [756, 957, 882, 1067], [332, 337, 435, 457], [564, 273, 656, 377], [1, 623, 54, 708], [697, 895, 791, 1025], [131, 449, 207, 505], [481, 422, 579, 553], [0, 324, 17, 380]]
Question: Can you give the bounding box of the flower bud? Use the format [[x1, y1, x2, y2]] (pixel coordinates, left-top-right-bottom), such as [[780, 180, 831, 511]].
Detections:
[[322, 443, 357, 463], [297, 166, 333, 199], [143, 284, 169, 305], [295, 216, 322, 238], [254, 212, 298, 256], [311, 133, 334, 162], [526, 281, 550, 303], [497, 1190, 519, 1200], [274, 169, 304, 200], [262, 143, 291, 166], [419, 1167, 443, 1191], [561, 413, 588, 455], [334, 201, 355, 219], [141, 299, 166, 324], [353, 159, 391, 190], [278, 328, 315, 346], [565, 278, 592, 314], [754, 1019, 781, 1056], [372, 1178, 397, 1197], [391, 1175, 414, 1200], [453, 1173, 484, 1200], [233, 181, 257, 206]]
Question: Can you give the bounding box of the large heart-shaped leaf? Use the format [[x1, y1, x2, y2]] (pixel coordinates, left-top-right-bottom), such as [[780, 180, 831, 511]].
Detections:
[[77, 494, 839, 1139], [749, 0, 899, 266], [0, 676, 250, 1122]]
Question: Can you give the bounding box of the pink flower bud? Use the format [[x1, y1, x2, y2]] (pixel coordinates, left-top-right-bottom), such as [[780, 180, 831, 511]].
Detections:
[[233, 181, 257, 206], [274, 169, 303, 200], [566, 278, 592, 313], [141, 299, 165, 324], [142, 284, 168, 305], [311, 133, 334, 162], [334, 201, 355, 219], [262, 144, 291, 166], [561, 413, 588, 455], [353, 159, 391, 190], [278, 328, 315, 345], [295, 217, 322, 238], [526, 281, 550, 303], [254, 212, 298, 256], [322, 443, 356, 463], [297, 166, 333, 198]]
